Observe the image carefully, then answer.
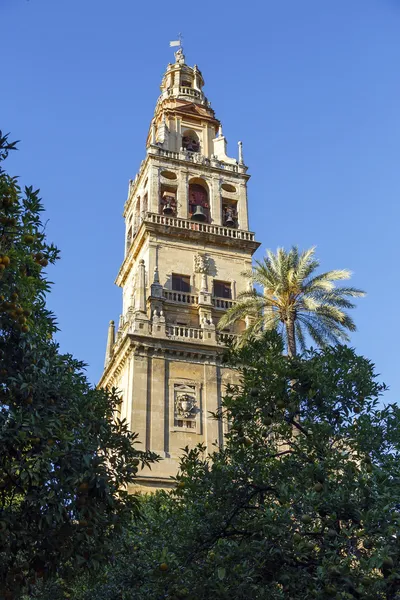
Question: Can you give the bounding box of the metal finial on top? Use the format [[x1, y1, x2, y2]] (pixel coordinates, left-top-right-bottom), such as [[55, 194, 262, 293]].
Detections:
[[169, 32, 184, 50]]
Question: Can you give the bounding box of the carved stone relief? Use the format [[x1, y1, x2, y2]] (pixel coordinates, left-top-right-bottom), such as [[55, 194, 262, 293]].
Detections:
[[173, 383, 198, 430]]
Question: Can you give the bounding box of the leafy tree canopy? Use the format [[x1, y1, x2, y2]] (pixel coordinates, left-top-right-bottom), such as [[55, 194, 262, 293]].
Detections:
[[57, 332, 400, 600], [0, 132, 157, 599]]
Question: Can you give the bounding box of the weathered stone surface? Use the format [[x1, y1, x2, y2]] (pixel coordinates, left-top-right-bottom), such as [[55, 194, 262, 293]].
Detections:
[[99, 52, 260, 491]]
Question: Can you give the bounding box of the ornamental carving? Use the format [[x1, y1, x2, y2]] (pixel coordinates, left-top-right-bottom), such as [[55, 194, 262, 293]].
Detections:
[[175, 393, 197, 418], [174, 383, 198, 425], [194, 253, 209, 274]]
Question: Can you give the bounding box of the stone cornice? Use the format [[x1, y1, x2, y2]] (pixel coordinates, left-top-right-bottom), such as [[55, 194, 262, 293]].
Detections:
[[98, 330, 227, 389], [116, 215, 260, 287]]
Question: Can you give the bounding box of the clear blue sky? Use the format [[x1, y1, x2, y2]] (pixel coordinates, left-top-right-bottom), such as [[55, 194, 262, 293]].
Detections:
[[1, 0, 399, 402]]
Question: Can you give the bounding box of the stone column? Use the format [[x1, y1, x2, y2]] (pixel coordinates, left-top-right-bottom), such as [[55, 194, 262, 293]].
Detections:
[[203, 123, 209, 157], [176, 117, 182, 151], [149, 164, 160, 214], [238, 181, 249, 230], [177, 170, 188, 219], [210, 175, 221, 225]]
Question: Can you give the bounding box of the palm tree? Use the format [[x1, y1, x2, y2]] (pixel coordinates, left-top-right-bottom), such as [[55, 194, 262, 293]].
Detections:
[[218, 246, 365, 357]]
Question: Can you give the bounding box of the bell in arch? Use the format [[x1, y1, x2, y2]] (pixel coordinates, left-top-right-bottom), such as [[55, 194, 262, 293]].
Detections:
[[223, 205, 236, 227], [225, 212, 235, 226], [163, 202, 174, 215], [191, 205, 207, 222]]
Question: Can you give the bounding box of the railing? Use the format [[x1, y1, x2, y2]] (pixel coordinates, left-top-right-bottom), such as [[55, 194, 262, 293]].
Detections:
[[145, 212, 255, 242], [212, 297, 235, 309], [166, 326, 204, 341], [149, 147, 239, 173], [179, 86, 204, 100], [157, 148, 180, 160], [219, 163, 239, 173], [217, 332, 238, 345], [163, 290, 198, 305]]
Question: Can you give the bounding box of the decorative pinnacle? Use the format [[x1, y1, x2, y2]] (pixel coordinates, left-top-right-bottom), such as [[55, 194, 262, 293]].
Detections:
[[238, 141, 244, 165], [153, 265, 160, 284], [104, 319, 115, 368]]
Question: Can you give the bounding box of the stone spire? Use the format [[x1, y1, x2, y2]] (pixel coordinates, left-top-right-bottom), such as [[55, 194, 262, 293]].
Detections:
[[104, 320, 115, 367]]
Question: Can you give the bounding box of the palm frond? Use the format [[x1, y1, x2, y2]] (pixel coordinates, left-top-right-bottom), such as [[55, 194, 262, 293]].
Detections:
[[218, 246, 364, 354]]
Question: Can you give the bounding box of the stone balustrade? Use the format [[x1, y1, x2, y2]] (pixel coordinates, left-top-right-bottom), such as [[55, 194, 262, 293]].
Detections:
[[216, 331, 238, 345], [166, 325, 204, 341], [113, 315, 238, 349], [163, 290, 199, 305], [179, 86, 204, 100], [145, 212, 255, 241], [212, 297, 235, 309], [158, 148, 180, 160], [150, 147, 239, 173]]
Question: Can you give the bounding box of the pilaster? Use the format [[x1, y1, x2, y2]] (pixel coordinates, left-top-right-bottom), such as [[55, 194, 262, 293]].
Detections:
[[177, 169, 188, 219], [150, 353, 166, 455], [203, 362, 221, 449], [131, 351, 149, 450]]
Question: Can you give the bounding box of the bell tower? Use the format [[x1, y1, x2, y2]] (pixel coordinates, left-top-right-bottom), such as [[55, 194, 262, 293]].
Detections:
[[99, 48, 260, 490]]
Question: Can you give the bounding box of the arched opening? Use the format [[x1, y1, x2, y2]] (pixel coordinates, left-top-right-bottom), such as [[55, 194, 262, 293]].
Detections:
[[182, 129, 200, 153], [160, 184, 177, 216], [188, 179, 210, 223], [222, 200, 238, 228]]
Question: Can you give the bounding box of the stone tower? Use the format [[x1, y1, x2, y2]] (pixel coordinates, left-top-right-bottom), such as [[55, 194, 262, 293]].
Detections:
[[99, 48, 260, 491]]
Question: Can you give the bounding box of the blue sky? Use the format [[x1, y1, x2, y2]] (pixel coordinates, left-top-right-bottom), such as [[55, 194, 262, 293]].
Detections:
[[1, 0, 399, 401]]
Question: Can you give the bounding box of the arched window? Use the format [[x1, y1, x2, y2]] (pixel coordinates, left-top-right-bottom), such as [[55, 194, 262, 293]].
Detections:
[[222, 201, 238, 228], [182, 129, 200, 153], [188, 180, 210, 223]]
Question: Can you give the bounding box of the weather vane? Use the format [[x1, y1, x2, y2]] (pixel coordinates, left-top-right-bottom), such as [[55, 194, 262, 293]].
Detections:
[[169, 33, 184, 51]]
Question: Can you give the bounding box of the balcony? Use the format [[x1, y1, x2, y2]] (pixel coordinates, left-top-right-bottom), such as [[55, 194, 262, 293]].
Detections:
[[216, 331, 238, 345], [149, 147, 240, 173], [145, 212, 256, 242], [179, 86, 204, 101], [212, 297, 235, 310], [166, 325, 204, 341], [117, 214, 260, 287], [163, 290, 198, 305]]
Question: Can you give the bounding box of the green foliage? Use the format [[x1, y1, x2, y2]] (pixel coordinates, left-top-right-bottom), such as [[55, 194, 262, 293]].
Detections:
[[0, 132, 158, 598], [57, 332, 400, 599], [219, 246, 365, 355]]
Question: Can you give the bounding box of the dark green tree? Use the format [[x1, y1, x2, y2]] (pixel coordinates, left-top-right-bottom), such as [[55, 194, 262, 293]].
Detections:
[[0, 132, 157, 599], [65, 333, 400, 600]]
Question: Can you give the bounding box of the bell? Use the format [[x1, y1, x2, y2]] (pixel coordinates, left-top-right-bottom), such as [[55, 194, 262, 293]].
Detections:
[[163, 202, 174, 215], [191, 205, 207, 222], [225, 214, 235, 226]]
